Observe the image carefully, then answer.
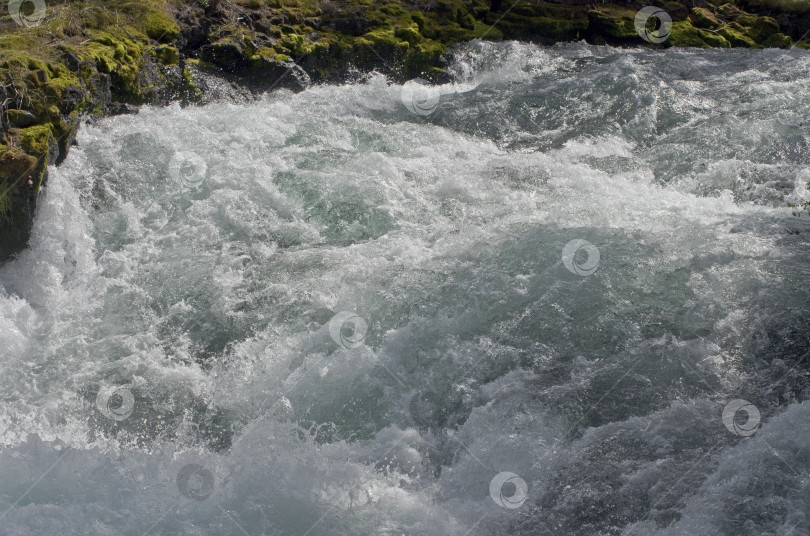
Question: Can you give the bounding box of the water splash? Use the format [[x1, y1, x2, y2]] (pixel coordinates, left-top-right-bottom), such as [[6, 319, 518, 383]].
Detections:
[[0, 41, 808, 535]]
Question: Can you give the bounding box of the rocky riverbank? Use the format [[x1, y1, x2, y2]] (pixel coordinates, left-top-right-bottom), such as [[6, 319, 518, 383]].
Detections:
[[1, 0, 809, 259]]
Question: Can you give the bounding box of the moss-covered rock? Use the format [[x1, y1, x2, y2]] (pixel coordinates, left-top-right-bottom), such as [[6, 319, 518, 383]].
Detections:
[[155, 45, 179, 65], [142, 5, 180, 43], [718, 23, 759, 46], [669, 20, 712, 47], [700, 29, 733, 47], [0, 145, 37, 184], [587, 6, 639, 42], [737, 13, 780, 40], [690, 7, 722, 29], [18, 124, 55, 157], [487, 2, 588, 44], [760, 31, 793, 47]]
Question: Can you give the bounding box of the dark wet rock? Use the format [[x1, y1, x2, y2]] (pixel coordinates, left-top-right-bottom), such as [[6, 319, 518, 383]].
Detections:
[[201, 39, 246, 72], [250, 58, 311, 93], [5, 110, 38, 128], [60, 86, 85, 114], [60, 49, 81, 72], [189, 67, 258, 105], [107, 103, 140, 115], [88, 72, 113, 108]]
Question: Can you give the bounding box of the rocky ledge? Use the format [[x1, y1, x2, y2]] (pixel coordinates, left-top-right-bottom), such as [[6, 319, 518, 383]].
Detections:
[[1, 0, 809, 259]]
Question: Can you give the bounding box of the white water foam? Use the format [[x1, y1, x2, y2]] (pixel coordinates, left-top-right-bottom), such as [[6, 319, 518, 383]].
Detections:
[[1, 41, 808, 535]]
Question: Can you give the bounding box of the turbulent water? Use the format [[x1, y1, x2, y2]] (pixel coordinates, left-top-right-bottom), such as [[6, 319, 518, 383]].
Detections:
[[1, 41, 810, 536]]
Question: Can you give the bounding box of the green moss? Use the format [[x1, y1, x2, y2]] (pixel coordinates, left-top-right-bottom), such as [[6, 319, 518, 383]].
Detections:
[[255, 46, 278, 60], [0, 144, 37, 182], [0, 35, 52, 69], [363, 28, 412, 52], [47, 105, 61, 119], [690, 7, 721, 29], [736, 13, 781, 42], [402, 39, 448, 77], [18, 124, 54, 156], [141, 6, 180, 43], [718, 23, 759, 46], [82, 37, 125, 73], [77, 31, 146, 100], [587, 6, 639, 40], [761, 31, 793, 47], [406, 2, 499, 42], [279, 32, 323, 56], [155, 45, 179, 65], [698, 29, 732, 47], [394, 25, 423, 45], [669, 21, 711, 47], [717, 3, 745, 18], [179, 66, 204, 103]]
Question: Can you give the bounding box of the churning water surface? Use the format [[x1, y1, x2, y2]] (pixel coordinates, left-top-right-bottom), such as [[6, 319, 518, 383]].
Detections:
[[1, 40, 809, 536]]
